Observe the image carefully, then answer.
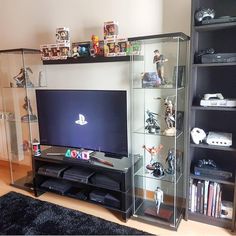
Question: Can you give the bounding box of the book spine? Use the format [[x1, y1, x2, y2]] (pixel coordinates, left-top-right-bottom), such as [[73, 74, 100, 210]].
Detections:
[[189, 178, 193, 210], [207, 182, 214, 216], [199, 181, 204, 214], [211, 182, 217, 217], [204, 180, 209, 215]]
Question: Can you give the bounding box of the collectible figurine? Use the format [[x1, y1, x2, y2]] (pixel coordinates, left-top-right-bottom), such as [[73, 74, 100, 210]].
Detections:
[[165, 148, 175, 175], [153, 50, 168, 85], [91, 35, 99, 56], [13, 67, 34, 88], [104, 21, 118, 39], [21, 96, 37, 122], [154, 187, 164, 214], [56, 27, 70, 44], [72, 45, 80, 58], [152, 162, 165, 178], [143, 144, 163, 166], [145, 110, 160, 134], [163, 98, 176, 136]]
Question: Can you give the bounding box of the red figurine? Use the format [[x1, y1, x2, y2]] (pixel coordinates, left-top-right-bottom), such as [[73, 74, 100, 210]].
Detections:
[[91, 35, 99, 56]]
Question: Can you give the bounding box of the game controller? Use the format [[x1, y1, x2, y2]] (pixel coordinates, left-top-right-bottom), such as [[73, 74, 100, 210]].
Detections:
[[195, 48, 215, 63], [197, 159, 217, 169], [191, 128, 207, 145], [195, 8, 215, 23], [203, 93, 224, 100]]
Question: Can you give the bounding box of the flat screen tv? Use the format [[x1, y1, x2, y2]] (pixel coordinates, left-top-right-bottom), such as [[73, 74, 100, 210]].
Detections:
[[36, 90, 128, 158]]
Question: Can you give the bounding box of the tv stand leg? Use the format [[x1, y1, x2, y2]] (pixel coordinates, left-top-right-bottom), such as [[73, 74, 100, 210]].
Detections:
[[121, 213, 128, 222]]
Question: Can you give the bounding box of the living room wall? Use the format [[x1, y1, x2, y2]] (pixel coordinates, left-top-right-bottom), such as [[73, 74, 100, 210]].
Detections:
[[0, 0, 191, 172]]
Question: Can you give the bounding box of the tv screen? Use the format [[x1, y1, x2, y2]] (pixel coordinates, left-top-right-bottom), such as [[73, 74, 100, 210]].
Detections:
[[36, 90, 128, 157]]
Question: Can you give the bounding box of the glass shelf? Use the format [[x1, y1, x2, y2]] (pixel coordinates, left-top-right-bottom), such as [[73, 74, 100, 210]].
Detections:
[[130, 32, 189, 229]]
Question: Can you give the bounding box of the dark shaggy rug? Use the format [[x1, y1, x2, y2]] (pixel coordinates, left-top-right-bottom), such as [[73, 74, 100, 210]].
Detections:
[[0, 191, 151, 235]]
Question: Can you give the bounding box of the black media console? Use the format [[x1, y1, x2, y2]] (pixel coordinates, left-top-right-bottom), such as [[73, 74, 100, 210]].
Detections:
[[33, 146, 142, 221]]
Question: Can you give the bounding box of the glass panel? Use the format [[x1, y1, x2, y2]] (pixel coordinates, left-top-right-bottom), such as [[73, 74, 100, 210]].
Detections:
[[0, 49, 45, 190], [131, 34, 188, 229]]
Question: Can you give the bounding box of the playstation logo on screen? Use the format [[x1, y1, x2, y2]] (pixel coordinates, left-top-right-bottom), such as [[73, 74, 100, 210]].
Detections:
[[75, 114, 88, 125]]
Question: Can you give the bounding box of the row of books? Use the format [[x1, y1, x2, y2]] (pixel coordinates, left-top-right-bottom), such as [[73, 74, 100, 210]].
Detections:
[[189, 179, 222, 218]]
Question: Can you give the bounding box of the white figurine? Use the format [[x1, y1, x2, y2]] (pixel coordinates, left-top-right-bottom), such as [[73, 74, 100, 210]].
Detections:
[[154, 187, 164, 214], [163, 98, 176, 136]]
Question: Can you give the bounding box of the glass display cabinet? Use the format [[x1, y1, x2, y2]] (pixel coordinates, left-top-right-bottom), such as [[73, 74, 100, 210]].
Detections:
[[130, 33, 189, 229], [0, 48, 46, 190]]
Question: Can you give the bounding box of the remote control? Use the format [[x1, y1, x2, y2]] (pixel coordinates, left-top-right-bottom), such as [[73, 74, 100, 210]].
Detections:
[[47, 153, 65, 156]]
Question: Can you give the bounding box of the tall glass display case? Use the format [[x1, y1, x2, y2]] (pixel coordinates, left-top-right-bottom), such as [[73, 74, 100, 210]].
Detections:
[[0, 48, 46, 190], [130, 33, 189, 229]]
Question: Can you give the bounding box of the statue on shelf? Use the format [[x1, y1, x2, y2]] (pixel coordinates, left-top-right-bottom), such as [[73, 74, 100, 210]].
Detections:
[[153, 49, 168, 85], [145, 110, 160, 134], [13, 67, 34, 88], [165, 148, 175, 175], [21, 96, 37, 122], [154, 187, 164, 214], [163, 97, 176, 136], [143, 144, 163, 167]]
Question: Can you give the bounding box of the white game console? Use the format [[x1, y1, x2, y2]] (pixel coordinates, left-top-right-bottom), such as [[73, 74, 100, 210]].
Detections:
[[206, 132, 232, 147], [200, 98, 236, 107], [200, 93, 236, 107]]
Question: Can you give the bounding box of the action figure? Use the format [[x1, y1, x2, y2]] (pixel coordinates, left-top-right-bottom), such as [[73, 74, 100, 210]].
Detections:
[[163, 98, 176, 136], [145, 110, 160, 134], [143, 144, 163, 166], [153, 50, 168, 85], [165, 148, 175, 175], [152, 162, 165, 178], [21, 96, 37, 122], [154, 187, 164, 214], [91, 35, 99, 56], [13, 67, 34, 88]]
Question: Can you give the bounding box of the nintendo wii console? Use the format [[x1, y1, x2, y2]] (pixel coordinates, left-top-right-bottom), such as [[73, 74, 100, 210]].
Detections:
[[206, 132, 232, 147], [200, 93, 236, 107], [200, 98, 236, 107]]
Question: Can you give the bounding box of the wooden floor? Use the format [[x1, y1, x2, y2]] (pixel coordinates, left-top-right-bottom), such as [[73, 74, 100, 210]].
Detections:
[[0, 166, 233, 236]]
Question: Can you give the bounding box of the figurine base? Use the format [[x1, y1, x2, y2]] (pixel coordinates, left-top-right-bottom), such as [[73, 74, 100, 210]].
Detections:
[[144, 206, 173, 221], [21, 114, 38, 122], [163, 127, 176, 136]]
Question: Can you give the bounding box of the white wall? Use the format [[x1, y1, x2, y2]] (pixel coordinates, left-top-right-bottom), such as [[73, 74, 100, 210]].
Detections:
[[0, 0, 190, 50], [0, 0, 191, 188]]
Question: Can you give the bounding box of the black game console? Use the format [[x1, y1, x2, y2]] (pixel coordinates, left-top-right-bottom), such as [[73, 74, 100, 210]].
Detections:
[[194, 166, 232, 180], [40, 179, 72, 194], [89, 190, 120, 208], [202, 53, 236, 64], [62, 167, 95, 184], [89, 190, 106, 204], [38, 164, 68, 177], [202, 16, 236, 25], [90, 173, 120, 190]]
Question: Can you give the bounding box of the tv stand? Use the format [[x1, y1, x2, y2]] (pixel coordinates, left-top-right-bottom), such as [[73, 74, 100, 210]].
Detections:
[[33, 147, 142, 221], [104, 152, 124, 159]]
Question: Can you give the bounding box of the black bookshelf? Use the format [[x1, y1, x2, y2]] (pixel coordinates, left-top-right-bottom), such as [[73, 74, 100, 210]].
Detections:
[[187, 0, 236, 231]]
